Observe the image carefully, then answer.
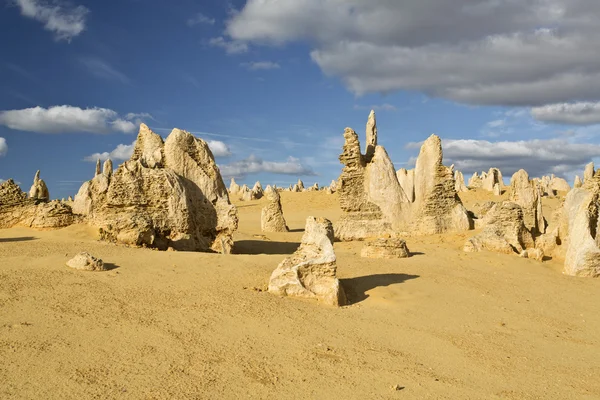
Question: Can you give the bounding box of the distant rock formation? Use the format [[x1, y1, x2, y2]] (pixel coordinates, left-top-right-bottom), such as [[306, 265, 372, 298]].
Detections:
[[297, 179, 305, 191], [464, 202, 535, 255], [482, 168, 503, 192], [229, 178, 240, 194], [468, 172, 482, 189], [28, 170, 49, 201], [508, 169, 544, 235], [261, 190, 289, 232], [454, 170, 469, 193], [335, 111, 471, 240], [95, 159, 101, 177], [72, 124, 238, 253], [574, 175, 583, 188], [268, 217, 346, 306]]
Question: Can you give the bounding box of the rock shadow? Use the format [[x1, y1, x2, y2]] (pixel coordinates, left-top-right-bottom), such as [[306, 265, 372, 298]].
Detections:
[[288, 228, 305, 233], [103, 263, 120, 271], [233, 240, 300, 255], [0, 237, 38, 243], [341, 273, 420, 304]]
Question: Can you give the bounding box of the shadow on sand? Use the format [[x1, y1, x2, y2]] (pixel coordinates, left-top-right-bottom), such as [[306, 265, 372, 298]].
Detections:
[[288, 228, 305, 233], [233, 240, 300, 255], [341, 273, 420, 304], [103, 263, 120, 271], [0, 237, 38, 243]]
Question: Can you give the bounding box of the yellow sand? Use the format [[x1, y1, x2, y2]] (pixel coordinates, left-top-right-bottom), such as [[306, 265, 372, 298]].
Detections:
[[1, 191, 599, 399]]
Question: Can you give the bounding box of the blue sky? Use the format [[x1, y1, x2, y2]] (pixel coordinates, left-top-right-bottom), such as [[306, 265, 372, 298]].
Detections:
[[3, 0, 600, 199]]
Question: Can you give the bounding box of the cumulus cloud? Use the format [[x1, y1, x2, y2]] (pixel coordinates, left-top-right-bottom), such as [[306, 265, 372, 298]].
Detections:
[[241, 61, 280, 71], [84, 139, 230, 162], [187, 13, 215, 26], [209, 37, 248, 54], [0, 137, 7, 156], [531, 102, 600, 125], [207, 140, 231, 157], [219, 155, 315, 178], [79, 57, 130, 84], [84, 141, 136, 162], [0, 105, 148, 134], [406, 138, 600, 178], [225, 0, 600, 106], [14, 0, 88, 41]]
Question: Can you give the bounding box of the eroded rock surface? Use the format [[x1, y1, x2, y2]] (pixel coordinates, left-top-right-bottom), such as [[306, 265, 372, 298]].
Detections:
[[361, 238, 410, 259], [66, 252, 106, 271], [268, 217, 346, 306]]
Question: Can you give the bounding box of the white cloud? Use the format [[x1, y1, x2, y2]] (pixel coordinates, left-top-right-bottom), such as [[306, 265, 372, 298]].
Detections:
[[187, 13, 215, 26], [219, 155, 315, 178], [15, 0, 88, 41], [209, 36, 249, 54], [241, 61, 280, 70], [354, 103, 397, 111], [225, 0, 600, 106], [406, 138, 600, 178], [83, 138, 231, 163], [0, 137, 7, 156], [207, 140, 231, 157], [79, 57, 130, 84], [531, 102, 600, 125], [84, 141, 136, 162], [0, 105, 145, 134]]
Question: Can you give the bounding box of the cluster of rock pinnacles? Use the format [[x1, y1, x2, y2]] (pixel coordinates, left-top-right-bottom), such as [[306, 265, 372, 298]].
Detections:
[[1, 113, 599, 307]]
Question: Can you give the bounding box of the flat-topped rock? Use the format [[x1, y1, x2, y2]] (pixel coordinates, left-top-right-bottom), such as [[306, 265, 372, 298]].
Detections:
[[361, 238, 410, 259]]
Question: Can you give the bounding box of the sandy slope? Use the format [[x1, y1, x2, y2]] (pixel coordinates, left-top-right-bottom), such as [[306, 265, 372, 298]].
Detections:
[[1, 191, 599, 399]]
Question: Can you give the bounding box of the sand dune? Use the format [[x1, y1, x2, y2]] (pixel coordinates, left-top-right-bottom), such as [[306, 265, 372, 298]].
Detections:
[[1, 191, 599, 399]]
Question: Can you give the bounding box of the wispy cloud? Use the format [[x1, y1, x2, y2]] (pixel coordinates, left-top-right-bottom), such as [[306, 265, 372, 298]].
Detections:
[[14, 0, 89, 41], [209, 36, 248, 55], [219, 155, 316, 178], [187, 13, 215, 26], [0, 137, 7, 157], [353, 103, 397, 112], [241, 61, 280, 71], [0, 105, 148, 134], [79, 57, 130, 84]]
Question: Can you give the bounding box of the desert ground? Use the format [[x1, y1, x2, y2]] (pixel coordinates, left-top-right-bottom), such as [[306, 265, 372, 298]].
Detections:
[[1, 189, 599, 399]]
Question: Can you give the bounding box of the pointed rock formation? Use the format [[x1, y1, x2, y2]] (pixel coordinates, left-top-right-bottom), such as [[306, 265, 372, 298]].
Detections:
[[482, 168, 503, 192], [229, 178, 240, 194], [574, 175, 583, 188], [268, 217, 346, 306], [261, 190, 288, 232], [329, 179, 338, 193], [335, 113, 471, 239], [131, 123, 164, 168], [28, 170, 50, 201], [396, 168, 415, 202], [468, 172, 482, 189], [73, 124, 237, 253], [252, 181, 264, 199], [412, 135, 471, 235], [454, 170, 469, 193], [584, 162, 595, 182], [103, 159, 113, 178], [95, 159, 102, 176], [464, 202, 535, 255], [365, 110, 377, 160], [508, 169, 544, 235], [67, 196, 73, 202], [297, 179, 304, 191]]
